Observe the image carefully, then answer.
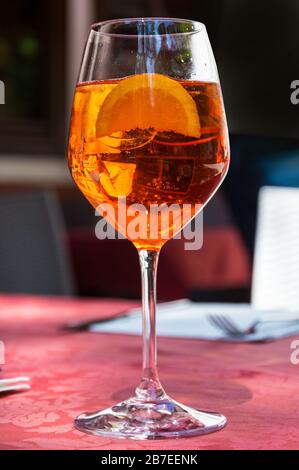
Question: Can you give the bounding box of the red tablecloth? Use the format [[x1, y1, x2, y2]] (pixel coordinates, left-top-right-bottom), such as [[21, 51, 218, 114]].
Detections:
[[0, 295, 298, 450]]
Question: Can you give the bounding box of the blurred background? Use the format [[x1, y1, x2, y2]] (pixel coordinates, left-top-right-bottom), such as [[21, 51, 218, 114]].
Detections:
[[0, 0, 298, 302]]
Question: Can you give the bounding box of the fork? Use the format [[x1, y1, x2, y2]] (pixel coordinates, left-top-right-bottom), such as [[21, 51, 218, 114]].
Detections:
[[208, 313, 299, 338], [0, 376, 31, 394]]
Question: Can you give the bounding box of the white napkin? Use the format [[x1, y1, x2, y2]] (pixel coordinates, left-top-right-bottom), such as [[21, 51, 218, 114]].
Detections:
[[90, 299, 299, 342]]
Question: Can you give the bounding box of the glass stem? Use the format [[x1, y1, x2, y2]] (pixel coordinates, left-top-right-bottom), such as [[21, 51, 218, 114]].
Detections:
[[135, 249, 165, 401]]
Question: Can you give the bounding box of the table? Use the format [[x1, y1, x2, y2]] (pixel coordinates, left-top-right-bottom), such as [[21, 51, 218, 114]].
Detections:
[[0, 295, 298, 450]]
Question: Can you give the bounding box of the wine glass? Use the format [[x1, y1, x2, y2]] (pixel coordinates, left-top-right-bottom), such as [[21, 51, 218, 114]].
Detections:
[[68, 17, 230, 440]]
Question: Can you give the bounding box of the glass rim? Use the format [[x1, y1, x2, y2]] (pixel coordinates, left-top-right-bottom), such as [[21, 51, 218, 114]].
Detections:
[[90, 17, 206, 38]]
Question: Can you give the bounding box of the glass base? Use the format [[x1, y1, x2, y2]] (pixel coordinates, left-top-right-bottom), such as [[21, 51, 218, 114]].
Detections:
[[75, 395, 227, 440]]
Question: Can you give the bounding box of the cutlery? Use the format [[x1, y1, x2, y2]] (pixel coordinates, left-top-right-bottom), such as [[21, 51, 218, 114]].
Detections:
[[208, 313, 299, 338], [62, 310, 131, 332], [0, 376, 31, 394]]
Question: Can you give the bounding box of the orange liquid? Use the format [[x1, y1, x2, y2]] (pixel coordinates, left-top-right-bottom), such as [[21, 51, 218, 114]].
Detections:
[[68, 79, 229, 250]]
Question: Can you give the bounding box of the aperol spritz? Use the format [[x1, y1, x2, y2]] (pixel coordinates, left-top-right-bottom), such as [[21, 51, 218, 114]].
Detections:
[[69, 76, 229, 249], [68, 17, 230, 439]]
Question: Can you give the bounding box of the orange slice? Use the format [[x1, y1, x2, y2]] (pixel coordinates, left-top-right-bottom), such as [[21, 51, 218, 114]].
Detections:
[[96, 73, 200, 138], [99, 161, 136, 197]]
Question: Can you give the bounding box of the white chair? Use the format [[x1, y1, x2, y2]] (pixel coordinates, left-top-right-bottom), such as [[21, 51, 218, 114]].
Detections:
[[251, 186, 299, 311]]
